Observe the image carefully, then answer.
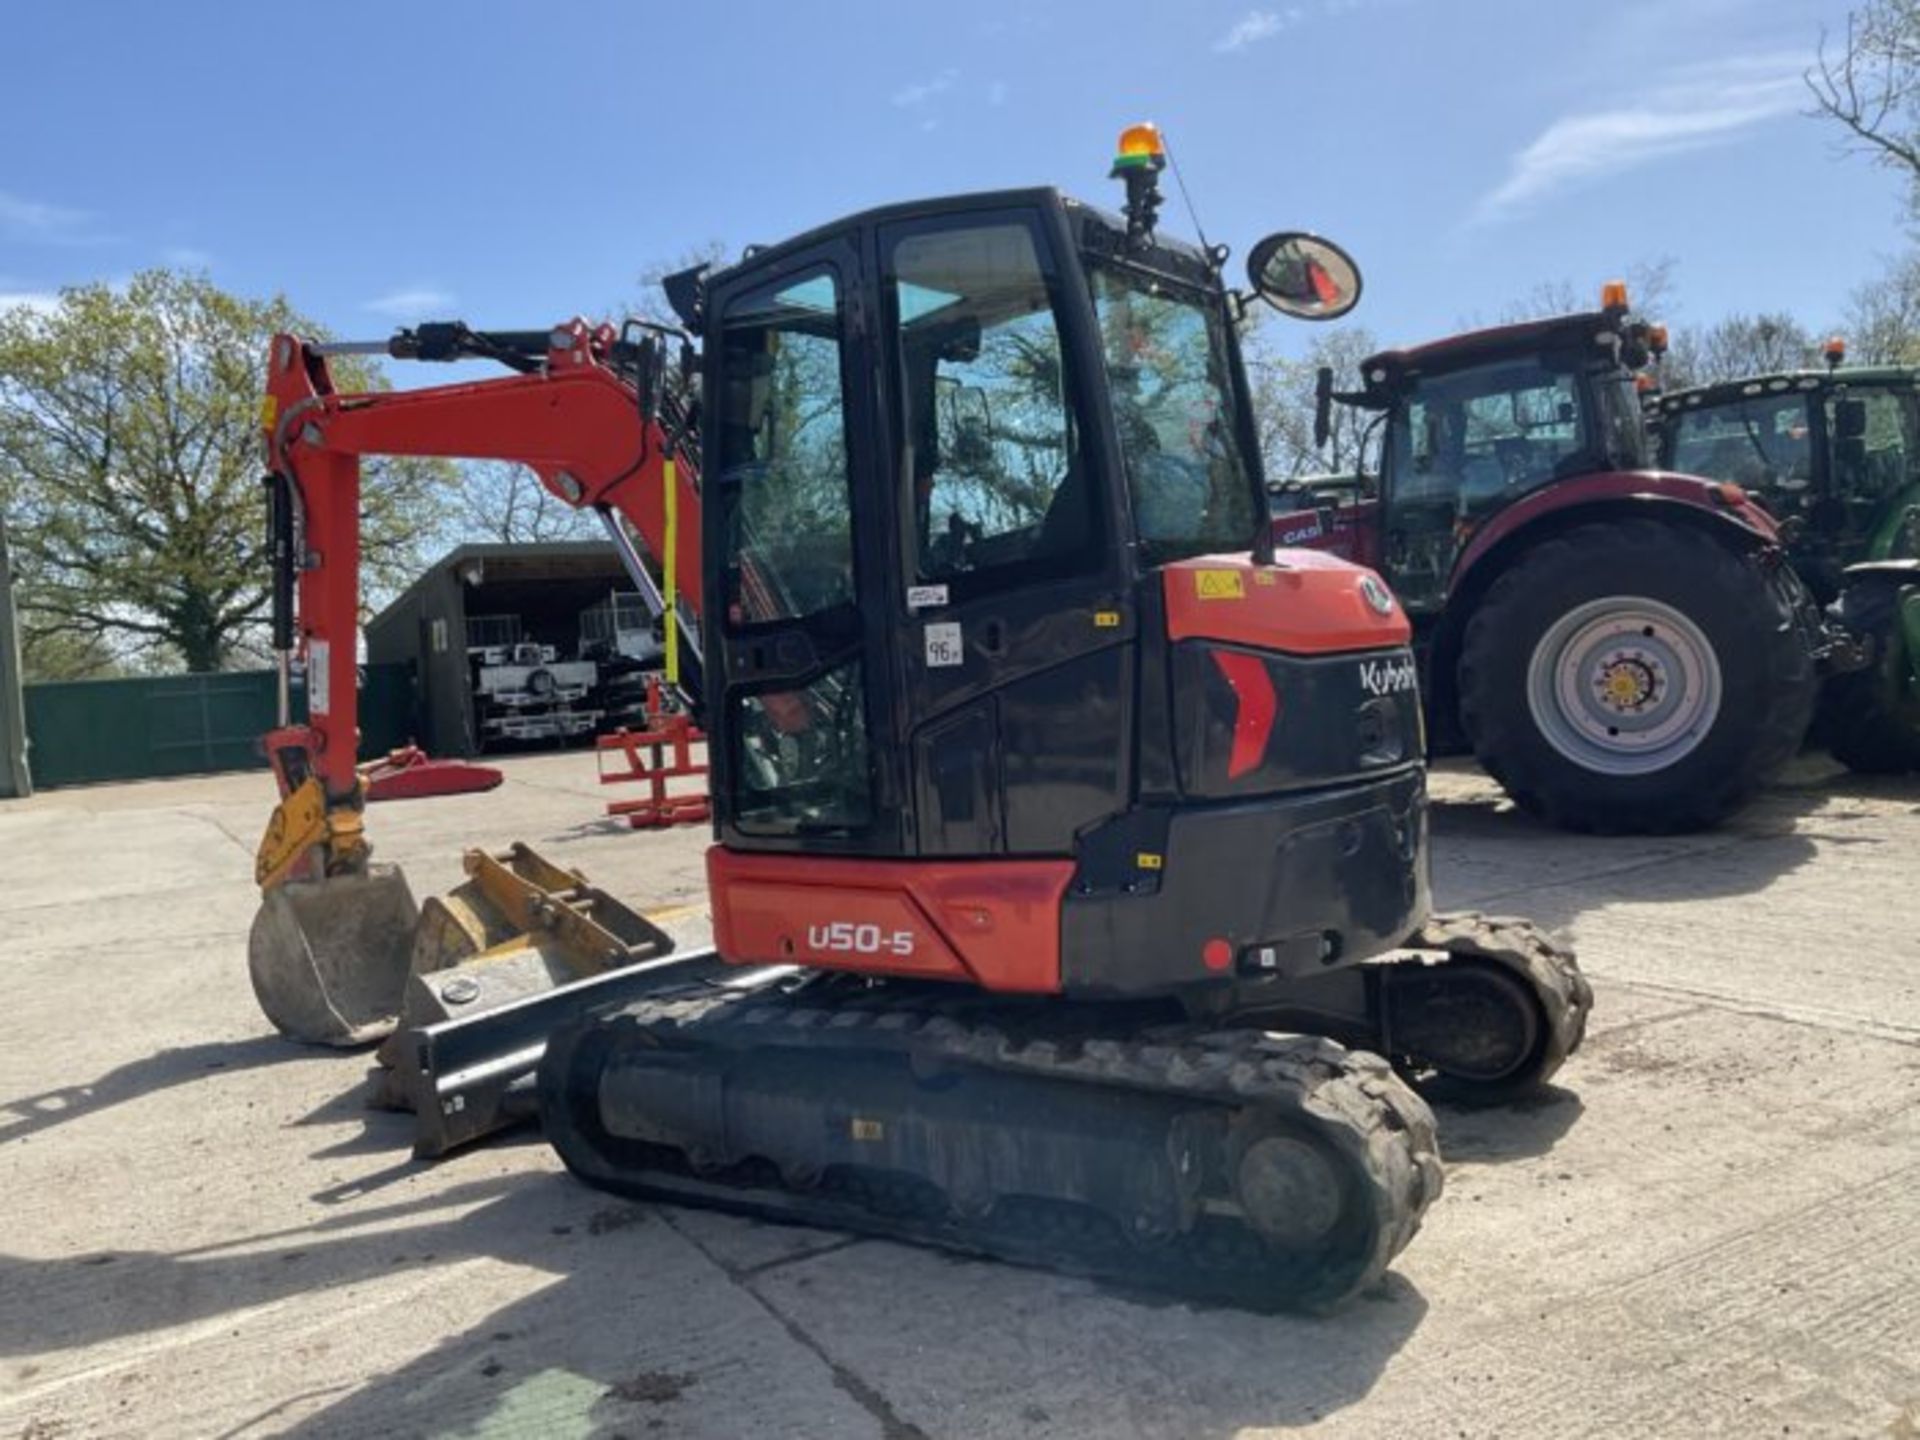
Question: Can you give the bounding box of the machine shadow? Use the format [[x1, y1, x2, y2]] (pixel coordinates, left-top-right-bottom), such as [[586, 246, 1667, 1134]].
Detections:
[[1431, 1085, 1584, 1164], [0, 1172, 540, 1360], [266, 1200, 1430, 1440], [0, 1170, 1430, 1438], [1424, 775, 1837, 935], [0, 1037, 303, 1148]]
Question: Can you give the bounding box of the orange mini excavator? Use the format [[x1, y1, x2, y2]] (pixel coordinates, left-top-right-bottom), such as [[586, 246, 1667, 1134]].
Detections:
[[249, 126, 1588, 1309]]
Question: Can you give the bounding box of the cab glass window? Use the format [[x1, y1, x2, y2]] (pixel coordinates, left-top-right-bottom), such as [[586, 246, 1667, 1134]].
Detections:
[[1827, 390, 1915, 504], [714, 268, 857, 629], [885, 218, 1093, 594], [1389, 358, 1587, 513], [1091, 265, 1257, 560], [1669, 394, 1813, 491]]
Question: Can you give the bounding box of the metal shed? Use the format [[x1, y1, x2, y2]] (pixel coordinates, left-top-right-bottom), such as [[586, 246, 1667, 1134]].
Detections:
[[365, 541, 643, 759]]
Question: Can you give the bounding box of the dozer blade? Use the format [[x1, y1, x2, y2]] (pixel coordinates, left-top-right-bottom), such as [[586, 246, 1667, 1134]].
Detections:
[[247, 864, 421, 1047], [385, 950, 731, 1158], [369, 843, 680, 1154]]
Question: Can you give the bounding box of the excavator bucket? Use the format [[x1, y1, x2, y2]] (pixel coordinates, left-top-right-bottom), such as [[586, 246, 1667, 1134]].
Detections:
[[368, 843, 679, 1153], [247, 864, 421, 1047]]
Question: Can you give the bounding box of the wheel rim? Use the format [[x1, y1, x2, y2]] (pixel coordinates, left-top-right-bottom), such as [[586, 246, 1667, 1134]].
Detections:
[[1525, 595, 1722, 776]]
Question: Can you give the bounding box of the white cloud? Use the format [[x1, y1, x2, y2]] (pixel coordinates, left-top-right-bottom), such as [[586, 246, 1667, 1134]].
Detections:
[[892, 68, 958, 107], [363, 287, 455, 318], [0, 190, 95, 243], [0, 290, 60, 316], [1213, 8, 1303, 52], [1473, 53, 1805, 223]]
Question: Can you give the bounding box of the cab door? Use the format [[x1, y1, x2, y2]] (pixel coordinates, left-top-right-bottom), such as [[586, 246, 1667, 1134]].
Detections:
[[877, 206, 1133, 856], [704, 238, 901, 854]]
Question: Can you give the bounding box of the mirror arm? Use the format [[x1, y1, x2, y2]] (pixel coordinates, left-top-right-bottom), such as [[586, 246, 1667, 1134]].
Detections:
[[1313, 365, 1334, 449]]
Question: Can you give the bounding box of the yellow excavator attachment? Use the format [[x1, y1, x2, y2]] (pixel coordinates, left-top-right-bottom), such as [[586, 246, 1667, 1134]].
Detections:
[[369, 844, 676, 1121], [248, 837, 674, 1056], [387, 844, 673, 1039]]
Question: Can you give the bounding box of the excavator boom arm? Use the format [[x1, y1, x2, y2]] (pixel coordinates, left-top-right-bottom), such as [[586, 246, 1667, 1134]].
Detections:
[[260, 319, 701, 811]]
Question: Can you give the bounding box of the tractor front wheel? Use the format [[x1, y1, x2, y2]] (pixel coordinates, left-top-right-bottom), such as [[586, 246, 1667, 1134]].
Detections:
[[1458, 519, 1816, 833], [1823, 572, 1920, 774]]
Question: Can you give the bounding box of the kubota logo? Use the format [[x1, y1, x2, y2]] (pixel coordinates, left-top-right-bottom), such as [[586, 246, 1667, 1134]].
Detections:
[[1359, 656, 1417, 697], [807, 922, 916, 957]]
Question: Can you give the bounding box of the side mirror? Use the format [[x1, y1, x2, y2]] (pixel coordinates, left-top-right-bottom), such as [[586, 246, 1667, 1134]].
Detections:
[[1313, 365, 1335, 449], [1246, 232, 1363, 322]]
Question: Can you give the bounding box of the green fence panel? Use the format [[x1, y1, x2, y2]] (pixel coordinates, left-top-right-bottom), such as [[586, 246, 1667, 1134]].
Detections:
[[23, 662, 420, 789], [356, 662, 420, 757]]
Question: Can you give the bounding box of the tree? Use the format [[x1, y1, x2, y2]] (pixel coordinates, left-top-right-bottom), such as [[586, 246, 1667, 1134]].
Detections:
[[1809, 0, 1920, 209], [1844, 248, 1920, 362], [0, 271, 454, 676], [1244, 322, 1381, 479], [629, 241, 728, 328], [1491, 257, 1680, 325], [1662, 312, 1817, 388], [451, 461, 603, 544]]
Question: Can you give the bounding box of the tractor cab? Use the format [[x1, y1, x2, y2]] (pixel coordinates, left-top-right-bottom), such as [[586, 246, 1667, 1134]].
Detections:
[[1321, 292, 1662, 615], [1268, 288, 1827, 831], [1653, 352, 1920, 600]]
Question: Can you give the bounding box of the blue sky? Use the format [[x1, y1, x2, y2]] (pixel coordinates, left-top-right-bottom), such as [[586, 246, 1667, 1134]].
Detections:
[[0, 0, 1902, 357]]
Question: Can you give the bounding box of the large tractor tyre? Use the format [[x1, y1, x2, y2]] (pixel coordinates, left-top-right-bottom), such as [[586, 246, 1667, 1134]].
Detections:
[[1457, 519, 1816, 834], [1822, 575, 1920, 774]]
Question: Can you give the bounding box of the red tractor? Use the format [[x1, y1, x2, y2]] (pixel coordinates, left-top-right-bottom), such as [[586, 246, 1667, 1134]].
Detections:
[[1271, 286, 1825, 833]]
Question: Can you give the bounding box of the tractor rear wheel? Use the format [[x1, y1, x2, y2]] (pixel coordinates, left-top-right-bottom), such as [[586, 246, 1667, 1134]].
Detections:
[[1823, 573, 1920, 774], [1458, 519, 1816, 833]]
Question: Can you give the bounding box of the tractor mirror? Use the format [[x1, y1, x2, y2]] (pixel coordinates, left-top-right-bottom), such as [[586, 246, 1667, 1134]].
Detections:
[[1247, 232, 1363, 322]]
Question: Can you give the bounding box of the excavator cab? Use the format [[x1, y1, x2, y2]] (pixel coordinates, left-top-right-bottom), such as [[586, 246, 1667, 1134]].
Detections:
[[689, 186, 1439, 1002], [705, 192, 1245, 851]]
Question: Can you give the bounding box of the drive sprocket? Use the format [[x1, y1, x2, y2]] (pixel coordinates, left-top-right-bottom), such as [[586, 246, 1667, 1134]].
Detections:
[[1384, 911, 1591, 1104]]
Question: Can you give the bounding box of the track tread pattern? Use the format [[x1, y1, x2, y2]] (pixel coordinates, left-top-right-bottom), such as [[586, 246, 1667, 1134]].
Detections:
[[542, 982, 1441, 1311]]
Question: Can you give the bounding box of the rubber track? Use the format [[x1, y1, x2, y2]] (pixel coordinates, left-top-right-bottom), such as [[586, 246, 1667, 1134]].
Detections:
[[543, 983, 1443, 1311], [1400, 911, 1592, 1095]]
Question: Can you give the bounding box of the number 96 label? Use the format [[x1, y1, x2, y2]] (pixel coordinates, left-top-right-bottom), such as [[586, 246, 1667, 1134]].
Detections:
[[924, 621, 964, 668]]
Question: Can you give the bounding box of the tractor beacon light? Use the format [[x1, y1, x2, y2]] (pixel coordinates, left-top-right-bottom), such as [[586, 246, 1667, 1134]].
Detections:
[[1600, 280, 1630, 313], [1825, 335, 1846, 370], [1647, 323, 1669, 355]]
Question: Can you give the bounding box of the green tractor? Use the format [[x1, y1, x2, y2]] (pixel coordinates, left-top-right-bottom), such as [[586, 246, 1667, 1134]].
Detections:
[[1652, 345, 1920, 772]]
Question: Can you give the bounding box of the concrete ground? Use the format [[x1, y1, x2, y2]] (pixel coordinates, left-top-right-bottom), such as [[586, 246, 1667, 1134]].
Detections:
[[1, 751, 1916, 1439]]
